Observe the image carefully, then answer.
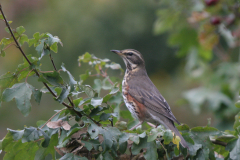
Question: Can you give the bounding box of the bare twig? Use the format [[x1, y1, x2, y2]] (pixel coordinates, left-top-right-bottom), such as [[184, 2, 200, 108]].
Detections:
[[25, 69, 34, 83], [49, 54, 57, 71], [98, 66, 114, 85], [3, 43, 17, 50]]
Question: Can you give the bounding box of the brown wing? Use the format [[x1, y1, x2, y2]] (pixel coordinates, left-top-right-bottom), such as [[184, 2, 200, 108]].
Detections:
[[128, 74, 180, 124]]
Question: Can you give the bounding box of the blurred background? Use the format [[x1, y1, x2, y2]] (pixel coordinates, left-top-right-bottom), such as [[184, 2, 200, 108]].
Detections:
[[0, 0, 240, 151]]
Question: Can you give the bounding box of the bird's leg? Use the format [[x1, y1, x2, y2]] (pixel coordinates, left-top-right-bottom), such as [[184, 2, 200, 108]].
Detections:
[[129, 121, 143, 130], [147, 122, 157, 128]]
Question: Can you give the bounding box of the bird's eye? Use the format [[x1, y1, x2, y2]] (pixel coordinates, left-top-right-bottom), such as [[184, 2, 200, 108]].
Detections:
[[127, 52, 133, 56]]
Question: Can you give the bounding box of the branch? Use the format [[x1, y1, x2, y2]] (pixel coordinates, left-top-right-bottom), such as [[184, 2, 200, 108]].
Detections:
[[0, 4, 82, 118]]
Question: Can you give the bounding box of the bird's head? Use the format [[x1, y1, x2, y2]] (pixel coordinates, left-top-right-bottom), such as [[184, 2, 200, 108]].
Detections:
[[111, 49, 145, 70]]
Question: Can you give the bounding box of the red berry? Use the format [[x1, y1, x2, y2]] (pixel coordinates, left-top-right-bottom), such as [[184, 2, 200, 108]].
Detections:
[[205, 0, 219, 6], [210, 17, 221, 25]]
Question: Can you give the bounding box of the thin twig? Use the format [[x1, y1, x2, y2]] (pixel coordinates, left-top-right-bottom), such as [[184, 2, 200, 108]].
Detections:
[[25, 69, 34, 83], [34, 138, 44, 142], [40, 108, 67, 129], [49, 54, 57, 71], [98, 66, 114, 85], [3, 43, 17, 50], [0, 4, 83, 119]]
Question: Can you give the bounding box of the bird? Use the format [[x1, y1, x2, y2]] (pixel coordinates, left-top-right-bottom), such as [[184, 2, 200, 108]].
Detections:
[[111, 49, 188, 148]]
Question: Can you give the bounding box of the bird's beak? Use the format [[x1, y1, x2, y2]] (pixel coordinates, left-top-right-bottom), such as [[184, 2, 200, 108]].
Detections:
[[111, 50, 123, 56]]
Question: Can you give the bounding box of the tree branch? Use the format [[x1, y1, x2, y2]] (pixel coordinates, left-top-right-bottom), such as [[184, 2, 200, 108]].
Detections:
[[0, 4, 82, 118]]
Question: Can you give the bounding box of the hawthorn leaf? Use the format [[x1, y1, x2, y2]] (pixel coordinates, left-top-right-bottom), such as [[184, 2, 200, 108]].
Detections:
[[19, 34, 29, 45], [32, 88, 42, 104], [132, 137, 147, 155], [16, 26, 26, 35], [61, 63, 77, 92], [163, 130, 173, 145], [91, 97, 103, 107], [226, 137, 240, 160], [93, 79, 102, 94], [34, 133, 58, 160], [59, 153, 87, 160], [39, 129, 50, 148], [38, 71, 64, 87], [144, 141, 158, 160], [8, 129, 24, 141], [22, 127, 41, 143], [3, 140, 38, 160], [81, 140, 93, 151], [2, 82, 33, 116], [56, 87, 69, 104], [80, 85, 96, 98], [119, 133, 129, 154], [233, 112, 240, 130]]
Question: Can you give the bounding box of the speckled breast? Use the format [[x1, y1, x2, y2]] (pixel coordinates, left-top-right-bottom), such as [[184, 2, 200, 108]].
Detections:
[[122, 70, 142, 120]]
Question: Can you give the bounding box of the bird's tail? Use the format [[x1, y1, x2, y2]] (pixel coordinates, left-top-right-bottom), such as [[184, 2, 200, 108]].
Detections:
[[164, 120, 189, 149]]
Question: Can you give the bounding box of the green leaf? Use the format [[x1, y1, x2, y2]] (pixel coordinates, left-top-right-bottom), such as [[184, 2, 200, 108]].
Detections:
[[163, 130, 173, 145], [38, 71, 64, 87], [129, 134, 140, 144], [190, 126, 220, 159], [22, 127, 41, 143], [103, 151, 113, 160], [39, 129, 50, 148], [81, 140, 93, 151], [59, 153, 88, 160], [61, 63, 77, 92], [119, 133, 129, 154], [8, 129, 24, 141], [35, 39, 45, 56], [2, 83, 33, 116], [132, 136, 147, 155], [34, 133, 58, 160], [0, 14, 3, 20], [32, 88, 42, 104], [115, 121, 127, 131], [50, 42, 58, 53], [182, 133, 201, 156], [93, 79, 102, 94], [79, 85, 96, 98], [47, 33, 62, 46], [144, 141, 158, 160], [16, 26, 26, 35], [56, 87, 69, 104], [91, 97, 103, 107], [19, 34, 29, 46], [3, 140, 38, 160], [233, 112, 240, 130], [0, 72, 18, 89], [100, 113, 112, 121], [226, 137, 240, 160]]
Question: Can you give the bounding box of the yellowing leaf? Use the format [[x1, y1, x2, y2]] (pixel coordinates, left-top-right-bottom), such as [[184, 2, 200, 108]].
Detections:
[[172, 135, 181, 149]]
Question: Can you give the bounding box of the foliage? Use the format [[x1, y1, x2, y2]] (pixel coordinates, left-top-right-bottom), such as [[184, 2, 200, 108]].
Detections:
[[154, 0, 240, 127], [1, 2, 240, 160]]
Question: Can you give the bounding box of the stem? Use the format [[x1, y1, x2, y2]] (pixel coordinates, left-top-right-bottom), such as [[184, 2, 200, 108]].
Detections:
[[49, 54, 57, 71], [3, 43, 17, 50], [25, 69, 34, 83], [0, 4, 82, 118], [98, 66, 114, 85], [40, 108, 67, 129]]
